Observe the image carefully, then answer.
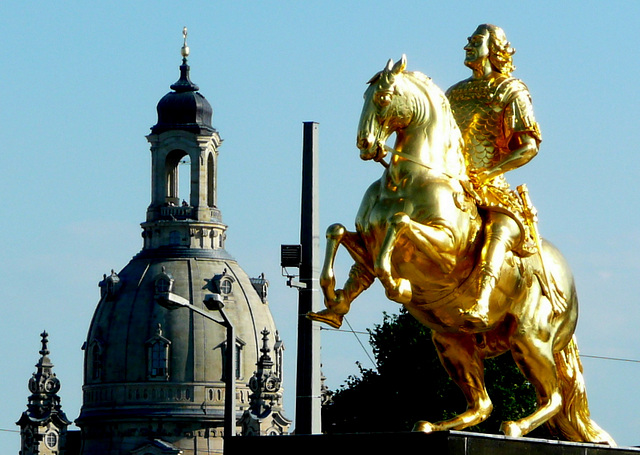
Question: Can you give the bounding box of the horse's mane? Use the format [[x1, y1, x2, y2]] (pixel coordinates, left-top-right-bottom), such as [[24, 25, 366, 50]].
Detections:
[[400, 71, 467, 178]]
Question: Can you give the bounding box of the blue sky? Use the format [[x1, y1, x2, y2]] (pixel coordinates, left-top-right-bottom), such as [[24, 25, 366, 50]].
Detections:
[[1, 1, 639, 450]]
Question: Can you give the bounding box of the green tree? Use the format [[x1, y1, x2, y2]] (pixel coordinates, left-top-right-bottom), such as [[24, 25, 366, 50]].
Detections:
[[322, 309, 553, 438]]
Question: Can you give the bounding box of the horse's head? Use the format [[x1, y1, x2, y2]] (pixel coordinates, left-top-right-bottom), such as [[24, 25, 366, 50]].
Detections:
[[357, 55, 413, 162], [357, 55, 467, 179]]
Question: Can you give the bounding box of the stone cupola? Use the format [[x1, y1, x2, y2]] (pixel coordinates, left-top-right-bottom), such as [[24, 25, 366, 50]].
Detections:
[[143, 27, 225, 252]]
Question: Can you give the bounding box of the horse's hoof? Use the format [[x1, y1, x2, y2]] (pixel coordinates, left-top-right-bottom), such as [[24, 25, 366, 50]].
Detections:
[[500, 421, 523, 438], [412, 420, 436, 433], [307, 310, 344, 329]]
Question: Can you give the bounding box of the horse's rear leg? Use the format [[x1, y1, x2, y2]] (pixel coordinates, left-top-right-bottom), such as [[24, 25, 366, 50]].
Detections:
[[309, 224, 374, 328], [502, 335, 562, 437], [414, 332, 493, 432]]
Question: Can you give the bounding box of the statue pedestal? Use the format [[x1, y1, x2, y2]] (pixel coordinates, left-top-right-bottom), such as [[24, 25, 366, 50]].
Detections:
[[226, 431, 639, 455]]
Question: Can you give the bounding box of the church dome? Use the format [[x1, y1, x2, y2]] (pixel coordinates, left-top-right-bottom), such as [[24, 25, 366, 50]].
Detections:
[[77, 251, 281, 452], [76, 29, 288, 454], [151, 60, 214, 135]]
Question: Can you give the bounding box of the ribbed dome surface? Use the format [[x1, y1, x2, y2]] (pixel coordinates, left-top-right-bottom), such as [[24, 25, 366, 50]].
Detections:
[[79, 254, 275, 417], [151, 61, 214, 135], [77, 253, 277, 453]]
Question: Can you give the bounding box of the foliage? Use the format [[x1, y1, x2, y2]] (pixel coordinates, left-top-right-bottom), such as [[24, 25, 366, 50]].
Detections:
[[322, 309, 554, 438]]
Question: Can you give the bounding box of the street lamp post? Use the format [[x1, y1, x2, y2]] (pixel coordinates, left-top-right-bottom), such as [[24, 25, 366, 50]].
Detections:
[[282, 122, 322, 434], [155, 292, 236, 442]]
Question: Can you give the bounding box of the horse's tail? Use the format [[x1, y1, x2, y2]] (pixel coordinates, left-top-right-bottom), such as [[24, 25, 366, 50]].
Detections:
[[547, 336, 616, 446]]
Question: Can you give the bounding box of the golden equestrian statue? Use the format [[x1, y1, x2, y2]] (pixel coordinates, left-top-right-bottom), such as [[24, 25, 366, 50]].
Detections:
[[308, 24, 614, 444]]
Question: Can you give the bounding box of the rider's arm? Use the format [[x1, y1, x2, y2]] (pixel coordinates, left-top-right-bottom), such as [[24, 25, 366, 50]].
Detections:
[[477, 133, 538, 182], [477, 84, 541, 183]]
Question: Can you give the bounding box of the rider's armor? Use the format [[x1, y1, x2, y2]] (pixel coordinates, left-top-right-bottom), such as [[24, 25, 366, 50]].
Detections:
[[447, 74, 541, 256]]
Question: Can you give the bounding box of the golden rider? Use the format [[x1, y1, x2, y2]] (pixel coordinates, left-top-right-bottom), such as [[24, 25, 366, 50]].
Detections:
[[446, 24, 541, 328]]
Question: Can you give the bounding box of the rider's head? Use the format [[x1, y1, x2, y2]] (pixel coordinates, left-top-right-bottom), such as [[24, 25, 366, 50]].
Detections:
[[469, 24, 516, 76]]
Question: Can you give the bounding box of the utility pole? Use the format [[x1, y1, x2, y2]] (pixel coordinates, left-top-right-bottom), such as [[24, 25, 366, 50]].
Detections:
[[295, 121, 322, 434]]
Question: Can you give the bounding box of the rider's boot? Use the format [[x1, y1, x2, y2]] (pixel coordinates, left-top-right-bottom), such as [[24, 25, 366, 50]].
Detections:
[[462, 265, 497, 329], [307, 308, 344, 329], [310, 264, 375, 329], [461, 212, 520, 330], [307, 289, 346, 329]]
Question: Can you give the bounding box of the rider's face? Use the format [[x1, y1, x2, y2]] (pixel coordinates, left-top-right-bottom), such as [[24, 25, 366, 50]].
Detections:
[[464, 29, 490, 69]]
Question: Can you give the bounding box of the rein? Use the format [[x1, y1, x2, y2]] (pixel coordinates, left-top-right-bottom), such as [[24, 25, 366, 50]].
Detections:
[[378, 144, 480, 201], [381, 144, 467, 182]]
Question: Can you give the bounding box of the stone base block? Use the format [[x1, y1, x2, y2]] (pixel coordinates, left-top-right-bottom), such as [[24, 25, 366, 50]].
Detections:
[[226, 431, 639, 455]]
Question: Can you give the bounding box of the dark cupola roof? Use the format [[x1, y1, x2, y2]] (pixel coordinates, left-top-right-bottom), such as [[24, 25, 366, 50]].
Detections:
[[151, 28, 214, 135]]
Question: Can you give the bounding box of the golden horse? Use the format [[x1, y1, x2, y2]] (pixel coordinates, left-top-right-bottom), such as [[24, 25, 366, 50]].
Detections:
[[308, 56, 614, 444]]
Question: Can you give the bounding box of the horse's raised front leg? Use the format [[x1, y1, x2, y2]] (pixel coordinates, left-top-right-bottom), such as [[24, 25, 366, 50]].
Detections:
[[374, 213, 414, 303], [375, 213, 456, 304], [413, 331, 493, 433], [308, 223, 375, 329]]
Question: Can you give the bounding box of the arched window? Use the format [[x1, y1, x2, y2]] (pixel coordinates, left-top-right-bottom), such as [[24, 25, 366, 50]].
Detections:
[[92, 344, 102, 380], [274, 332, 284, 381], [149, 342, 168, 378], [164, 149, 190, 206], [89, 340, 104, 381], [154, 267, 174, 294], [179, 154, 191, 206], [211, 271, 235, 300], [146, 324, 171, 381], [235, 343, 242, 379], [156, 277, 171, 293], [207, 152, 215, 208], [220, 338, 246, 381]]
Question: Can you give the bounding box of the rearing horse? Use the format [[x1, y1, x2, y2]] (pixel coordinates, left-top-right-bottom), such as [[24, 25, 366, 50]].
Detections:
[[308, 56, 614, 444]]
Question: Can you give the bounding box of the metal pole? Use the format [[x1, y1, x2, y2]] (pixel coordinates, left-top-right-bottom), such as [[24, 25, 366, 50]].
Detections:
[[192, 299, 236, 440], [295, 121, 322, 434], [156, 296, 236, 442], [218, 308, 236, 439]]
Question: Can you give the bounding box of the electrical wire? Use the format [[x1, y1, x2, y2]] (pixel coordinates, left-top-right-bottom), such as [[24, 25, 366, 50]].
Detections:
[[336, 317, 378, 371], [581, 354, 640, 364], [320, 326, 640, 368], [1, 353, 638, 437]]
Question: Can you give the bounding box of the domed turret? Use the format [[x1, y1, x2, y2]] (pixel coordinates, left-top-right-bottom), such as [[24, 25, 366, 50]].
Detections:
[[76, 29, 289, 454]]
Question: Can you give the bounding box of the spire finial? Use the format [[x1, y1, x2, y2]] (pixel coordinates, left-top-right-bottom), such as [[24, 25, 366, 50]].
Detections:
[[40, 331, 50, 357], [169, 27, 199, 93], [181, 26, 190, 60]]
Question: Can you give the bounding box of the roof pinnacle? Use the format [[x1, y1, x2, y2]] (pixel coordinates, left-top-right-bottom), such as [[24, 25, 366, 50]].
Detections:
[[181, 26, 190, 61], [170, 26, 199, 93], [39, 331, 50, 357]]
